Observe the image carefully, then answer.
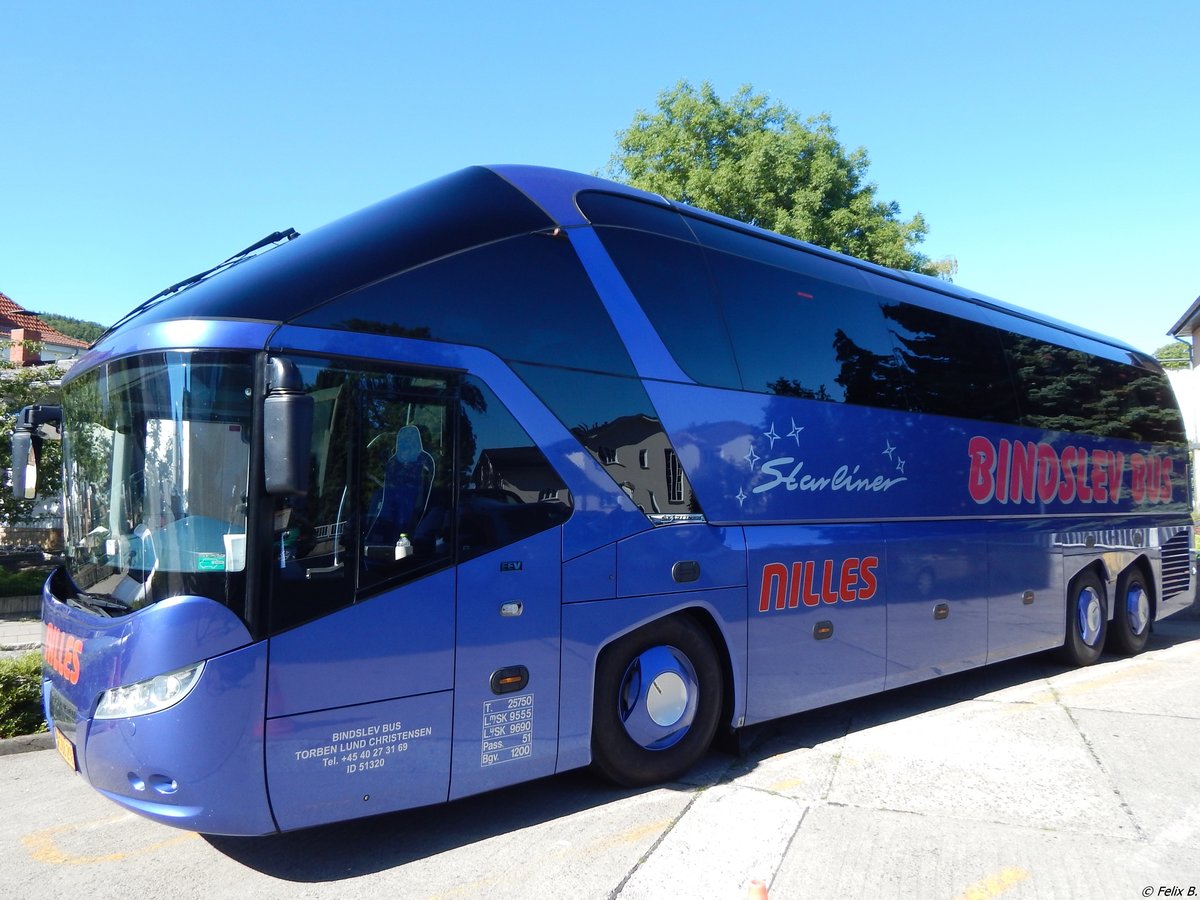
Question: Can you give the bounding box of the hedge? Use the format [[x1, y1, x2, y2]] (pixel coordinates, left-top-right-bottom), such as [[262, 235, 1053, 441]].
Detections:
[[0, 651, 47, 738], [0, 567, 50, 598]]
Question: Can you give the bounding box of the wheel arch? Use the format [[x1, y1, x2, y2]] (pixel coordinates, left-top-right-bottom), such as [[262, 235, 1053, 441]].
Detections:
[[594, 605, 737, 732], [1117, 554, 1158, 622], [1066, 558, 1112, 599], [557, 587, 748, 776], [587, 606, 730, 786], [678, 606, 737, 736]]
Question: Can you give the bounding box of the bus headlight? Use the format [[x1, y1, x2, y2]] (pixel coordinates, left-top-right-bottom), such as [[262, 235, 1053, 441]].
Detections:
[[94, 662, 205, 719]]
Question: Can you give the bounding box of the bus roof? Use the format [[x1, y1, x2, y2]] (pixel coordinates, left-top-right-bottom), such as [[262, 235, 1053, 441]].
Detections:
[[487, 165, 1144, 360], [99, 164, 1148, 365]]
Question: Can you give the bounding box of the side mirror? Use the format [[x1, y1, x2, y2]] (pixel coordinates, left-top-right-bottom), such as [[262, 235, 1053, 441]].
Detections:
[[11, 430, 36, 499], [263, 358, 313, 496], [10, 405, 62, 499]]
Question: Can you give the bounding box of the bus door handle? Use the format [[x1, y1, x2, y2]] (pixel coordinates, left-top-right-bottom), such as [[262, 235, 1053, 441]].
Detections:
[[306, 561, 344, 579]]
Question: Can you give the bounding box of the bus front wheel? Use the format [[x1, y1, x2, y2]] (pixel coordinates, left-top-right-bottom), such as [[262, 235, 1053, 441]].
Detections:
[[1060, 570, 1108, 666], [1108, 567, 1153, 656], [591, 615, 722, 787]]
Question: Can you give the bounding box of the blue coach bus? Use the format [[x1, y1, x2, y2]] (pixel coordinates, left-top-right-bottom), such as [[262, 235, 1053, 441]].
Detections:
[[17, 166, 1193, 835]]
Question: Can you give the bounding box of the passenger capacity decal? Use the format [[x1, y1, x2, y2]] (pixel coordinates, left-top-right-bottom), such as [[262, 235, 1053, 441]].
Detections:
[[758, 557, 880, 612], [967, 436, 1175, 506], [44, 622, 83, 685], [481, 693, 534, 767]]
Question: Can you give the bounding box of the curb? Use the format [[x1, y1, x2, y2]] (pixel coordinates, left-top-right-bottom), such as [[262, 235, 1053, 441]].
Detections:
[[0, 731, 54, 756], [0, 642, 39, 653]]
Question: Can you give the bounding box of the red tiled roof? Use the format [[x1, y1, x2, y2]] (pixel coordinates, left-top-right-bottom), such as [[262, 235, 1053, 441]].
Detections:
[[0, 291, 90, 349]]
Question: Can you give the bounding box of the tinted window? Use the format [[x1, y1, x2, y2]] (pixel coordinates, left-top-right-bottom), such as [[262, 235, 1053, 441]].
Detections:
[[269, 359, 572, 633], [875, 303, 1017, 422], [686, 217, 868, 290], [359, 388, 455, 591], [270, 360, 360, 631], [578, 191, 697, 240], [113, 167, 553, 332], [1003, 334, 1187, 443], [591, 227, 741, 388], [512, 363, 703, 519], [458, 377, 573, 559], [584, 192, 1183, 442], [295, 233, 635, 376], [706, 249, 903, 406], [1125, 368, 1187, 444]]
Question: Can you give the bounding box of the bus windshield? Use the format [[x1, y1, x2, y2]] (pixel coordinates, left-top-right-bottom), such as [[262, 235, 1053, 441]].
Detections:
[[60, 351, 253, 617]]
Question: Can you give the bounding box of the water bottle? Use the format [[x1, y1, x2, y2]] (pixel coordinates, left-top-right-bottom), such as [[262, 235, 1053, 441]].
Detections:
[[395, 533, 413, 560]]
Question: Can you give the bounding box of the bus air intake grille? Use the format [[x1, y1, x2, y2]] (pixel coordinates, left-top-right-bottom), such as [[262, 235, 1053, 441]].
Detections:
[[49, 686, 79, 742], [1160, 530, 1192, 600]]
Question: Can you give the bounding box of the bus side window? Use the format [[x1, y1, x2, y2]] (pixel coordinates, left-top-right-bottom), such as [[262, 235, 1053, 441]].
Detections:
[[358, 392, 454, 591], [588, 225, 741, 390], [268, 363, 573, 633], [270, 372, 357, 633], [700, 243, 901, 408], [883, 302, 1021, 424], [457, 376, 571, 561]]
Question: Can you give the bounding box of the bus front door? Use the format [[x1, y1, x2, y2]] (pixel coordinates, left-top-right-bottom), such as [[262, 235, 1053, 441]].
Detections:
[[263, 383, 459, 831], [448, 526, 563, 800]]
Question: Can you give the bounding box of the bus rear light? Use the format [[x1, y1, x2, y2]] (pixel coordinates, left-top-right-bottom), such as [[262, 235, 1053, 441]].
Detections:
[[95, 661, 205, 719]]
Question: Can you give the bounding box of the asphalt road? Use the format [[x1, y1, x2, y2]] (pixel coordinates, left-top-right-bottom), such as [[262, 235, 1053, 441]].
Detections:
[[4, 608, 1200, 900]]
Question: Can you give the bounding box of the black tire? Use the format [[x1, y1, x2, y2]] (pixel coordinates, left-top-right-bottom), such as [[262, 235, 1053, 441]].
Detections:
[[591, 615, 723, 787], [1108, 566, 1153, 656], [1059, 569, 1108, 666]]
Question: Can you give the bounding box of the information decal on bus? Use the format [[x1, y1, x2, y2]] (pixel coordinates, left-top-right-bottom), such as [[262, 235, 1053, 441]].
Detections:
[[264, 692, 453, 831], [291, 719, 434, 777], [480, 694, 534, 767]]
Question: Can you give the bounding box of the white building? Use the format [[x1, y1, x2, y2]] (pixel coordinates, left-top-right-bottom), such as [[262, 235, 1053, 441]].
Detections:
[[1168, 296, 1200, 510]]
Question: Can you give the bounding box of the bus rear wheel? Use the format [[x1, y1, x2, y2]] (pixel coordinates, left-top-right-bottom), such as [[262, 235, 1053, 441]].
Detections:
[[1108, 567, 1153, 656], [591, 615, 722, 787], [1060, 570, 1108, 666]]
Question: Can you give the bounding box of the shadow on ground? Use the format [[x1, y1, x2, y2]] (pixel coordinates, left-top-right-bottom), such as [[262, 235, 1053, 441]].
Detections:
[[206, 605, 1200, 881]]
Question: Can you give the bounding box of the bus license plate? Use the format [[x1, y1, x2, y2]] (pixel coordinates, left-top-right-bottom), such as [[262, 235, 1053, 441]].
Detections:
[[54, 728, 77, 772]]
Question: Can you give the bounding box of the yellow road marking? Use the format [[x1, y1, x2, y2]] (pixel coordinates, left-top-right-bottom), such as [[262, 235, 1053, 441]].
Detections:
[[955, 867, 1031, 900], [22, 816, 198, 866], [768, 778, 807, 792]]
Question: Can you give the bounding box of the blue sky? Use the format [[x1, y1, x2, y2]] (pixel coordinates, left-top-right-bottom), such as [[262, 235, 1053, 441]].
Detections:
[[1, 1, 1197, 355]]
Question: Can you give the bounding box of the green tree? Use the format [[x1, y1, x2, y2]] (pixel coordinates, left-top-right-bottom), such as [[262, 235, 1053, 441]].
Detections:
[[605, 81, 954, 277], [1154, 341, 1190, 370], [37, 313, 106, 345]]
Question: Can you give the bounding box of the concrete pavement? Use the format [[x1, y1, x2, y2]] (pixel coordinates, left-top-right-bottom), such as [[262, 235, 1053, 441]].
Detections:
[[3, 605, 1199, 898], [0, 615, 41, 655]]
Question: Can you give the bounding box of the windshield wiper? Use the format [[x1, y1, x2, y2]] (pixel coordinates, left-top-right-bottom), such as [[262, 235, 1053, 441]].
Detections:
[[96, 228, 300, 342], [70, 592, 134, 618]]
